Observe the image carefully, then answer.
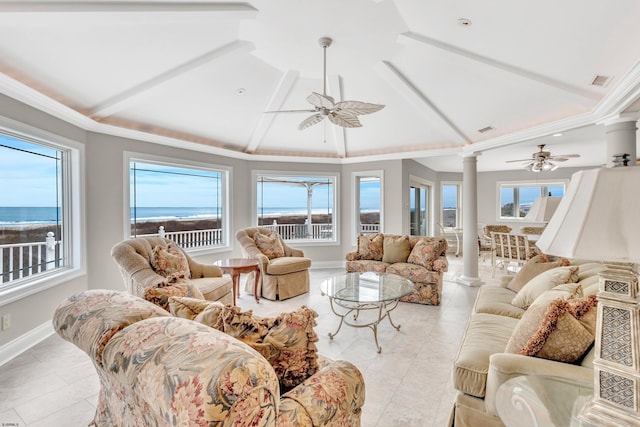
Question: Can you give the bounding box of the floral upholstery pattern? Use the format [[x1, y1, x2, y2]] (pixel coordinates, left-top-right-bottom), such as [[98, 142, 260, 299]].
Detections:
[[54, 290, 365, 427], [142, 282, 204, 311], [150, 242, 191, 284], [357, 233, 384, 260], [346, 234, 448, 305], [254, 231, 285, 259]]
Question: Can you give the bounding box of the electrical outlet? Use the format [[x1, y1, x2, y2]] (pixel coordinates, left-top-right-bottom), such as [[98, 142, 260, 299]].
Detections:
[[1, 314, 10, 331]]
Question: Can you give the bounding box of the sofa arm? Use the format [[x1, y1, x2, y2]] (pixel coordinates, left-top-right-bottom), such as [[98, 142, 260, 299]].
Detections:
[[189, 261, 223, 278], [345, 251, 360, 261], [289, 247, 304, 257], [432, 255, 448, 273], [278, 360, 365, 426], [484, 353, 593, 416]]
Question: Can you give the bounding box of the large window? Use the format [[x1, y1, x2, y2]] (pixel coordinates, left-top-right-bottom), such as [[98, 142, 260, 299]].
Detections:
[[129, 159, 228, 249], [352, 171, 383, 242], [255, 173, 337, 242], [441, 182, 462, 228], [499, 181, 565, 219], [0, 129, 78, 292]]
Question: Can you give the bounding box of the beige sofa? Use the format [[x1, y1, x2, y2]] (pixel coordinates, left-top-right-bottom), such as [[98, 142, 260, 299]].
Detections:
[[345, 233, 448, 305], [449, 259, 606, 426]]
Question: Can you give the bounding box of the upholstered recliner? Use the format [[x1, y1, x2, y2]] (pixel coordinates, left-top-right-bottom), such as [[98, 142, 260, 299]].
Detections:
[[111, 236, 233, 304], [235, 227, 311, 301], [53, 290, 366, 426]]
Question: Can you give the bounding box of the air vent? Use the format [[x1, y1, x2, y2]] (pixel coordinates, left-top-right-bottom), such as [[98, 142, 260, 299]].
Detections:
[[591, 75, 610, 87], [478, 126, 494, 133]]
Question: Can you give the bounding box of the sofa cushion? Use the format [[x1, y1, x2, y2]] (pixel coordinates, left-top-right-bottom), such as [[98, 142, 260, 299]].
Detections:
[[150, 243, 191, 283], [511, 266, 579, 309], [382, 235, 411, 263], [506, 295, 597, 363], [506, 255, 563, 292], [266, 256, 312, 275], [188, 277, 233, 301], [254, 231, 285, 259], [473, 286, 524, 319], [357, 233, 384, 260], [345, 259, 390, 274], [407, 238, 447, 270], [386, 263, 441, 284], [453, 313, 519, 398]]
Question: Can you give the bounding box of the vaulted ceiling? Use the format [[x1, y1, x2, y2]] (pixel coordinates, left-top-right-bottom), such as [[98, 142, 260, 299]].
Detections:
[[1, 1, 640, 171]]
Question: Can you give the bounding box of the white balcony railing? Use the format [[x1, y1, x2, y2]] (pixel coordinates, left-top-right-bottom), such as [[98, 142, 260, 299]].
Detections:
[[0, 232, 61, 284]]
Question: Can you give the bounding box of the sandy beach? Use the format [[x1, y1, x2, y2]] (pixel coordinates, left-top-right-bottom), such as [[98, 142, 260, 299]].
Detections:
[[0, 212, 380, 245]]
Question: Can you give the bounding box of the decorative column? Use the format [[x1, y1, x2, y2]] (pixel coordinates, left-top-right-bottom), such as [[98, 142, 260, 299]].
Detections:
[[458, 153, 483, 287], [604, 119, 637, 167]]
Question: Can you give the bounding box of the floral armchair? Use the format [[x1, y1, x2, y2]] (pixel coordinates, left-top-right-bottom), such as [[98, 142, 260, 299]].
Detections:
[[53, 290, 365, 427]]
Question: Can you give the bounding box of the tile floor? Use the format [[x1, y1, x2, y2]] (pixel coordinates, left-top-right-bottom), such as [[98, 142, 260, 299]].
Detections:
[[0, 257, 502, 426]]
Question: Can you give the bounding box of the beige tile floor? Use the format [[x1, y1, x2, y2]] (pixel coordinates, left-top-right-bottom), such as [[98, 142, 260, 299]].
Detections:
[[0, 257, 502, 427]]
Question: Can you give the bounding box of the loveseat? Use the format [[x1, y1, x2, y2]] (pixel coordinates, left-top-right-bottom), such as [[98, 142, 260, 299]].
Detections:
[[345, 233, 448, 305], [53, 289, 365, 426], [449, 256, 606, 426]]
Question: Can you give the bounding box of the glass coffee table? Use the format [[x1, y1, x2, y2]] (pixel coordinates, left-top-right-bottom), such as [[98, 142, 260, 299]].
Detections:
[[320, 272, 413, 353]]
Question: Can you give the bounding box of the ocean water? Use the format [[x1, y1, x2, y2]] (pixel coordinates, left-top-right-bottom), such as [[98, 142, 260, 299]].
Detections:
[[0, 206, 353, 226]]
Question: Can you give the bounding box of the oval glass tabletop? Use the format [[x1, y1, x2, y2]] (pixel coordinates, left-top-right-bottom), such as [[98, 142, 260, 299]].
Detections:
[[320, 272, 413, 303]]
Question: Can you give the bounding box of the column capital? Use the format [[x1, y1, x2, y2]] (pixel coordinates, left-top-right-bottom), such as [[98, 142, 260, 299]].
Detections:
[[599, 113, 640, 127], [460, 151, 482, 159]]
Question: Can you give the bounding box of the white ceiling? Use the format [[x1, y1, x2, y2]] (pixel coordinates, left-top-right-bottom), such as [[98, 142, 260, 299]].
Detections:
[[1, 0, 640, 172]]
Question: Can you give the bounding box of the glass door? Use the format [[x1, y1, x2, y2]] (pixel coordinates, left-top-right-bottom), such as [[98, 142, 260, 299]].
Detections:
[[409, 185, 429, 236]]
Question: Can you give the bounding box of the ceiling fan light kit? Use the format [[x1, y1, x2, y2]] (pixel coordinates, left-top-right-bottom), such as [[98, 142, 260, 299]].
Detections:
[[507, 144, 580, 172], [265, 37, 385, 131]]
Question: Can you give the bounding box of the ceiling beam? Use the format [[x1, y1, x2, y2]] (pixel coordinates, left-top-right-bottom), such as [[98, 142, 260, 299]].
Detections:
[[246, 70, 299, 153], [376, 61, 471, 145], [89, 40, 254, 118], [399, 32, 601, 102], [328, 74, 347, 158], [0, 2, 258, 17]]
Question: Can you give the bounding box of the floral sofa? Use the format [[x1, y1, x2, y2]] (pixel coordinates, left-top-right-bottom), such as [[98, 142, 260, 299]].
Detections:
[[449, 256, 606, 426], [345, 233, 448, 305], [53, 289, 365, 426]]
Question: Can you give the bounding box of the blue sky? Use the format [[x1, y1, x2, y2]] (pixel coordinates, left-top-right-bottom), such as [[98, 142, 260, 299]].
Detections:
[[0, 136, 60, 207]]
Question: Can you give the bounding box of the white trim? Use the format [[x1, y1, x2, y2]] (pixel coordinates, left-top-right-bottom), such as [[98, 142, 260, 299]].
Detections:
[[0, 320, 54, 367]]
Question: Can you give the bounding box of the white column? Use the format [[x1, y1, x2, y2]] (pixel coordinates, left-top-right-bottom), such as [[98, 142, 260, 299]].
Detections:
[[458, 153, 483, 287], [605, 120, 637, 167]]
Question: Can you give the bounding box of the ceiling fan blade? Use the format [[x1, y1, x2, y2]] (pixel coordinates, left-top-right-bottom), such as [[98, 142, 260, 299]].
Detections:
[[505, 158, 535, 163], [551, 154, 580, 159], [264, 109, 318, 114], [335, 100, 385, 115], [329, 111, 362, 128], [549, 157, 569, 162], [298, 113, 325, 130], [306, 92, 335, 109]]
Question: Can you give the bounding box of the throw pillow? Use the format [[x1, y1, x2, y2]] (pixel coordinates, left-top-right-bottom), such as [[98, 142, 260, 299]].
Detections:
[[150, 243, 191, 284], [168, 296, 223, 321], [382, 235, 411, 263], [506, 255, 563, 292], [190, 304, 319, 391], [506, 295, 598, 363], [254, 232, 285, 259], [357, 233, 384, 261], [529, 283, 583, 309], [511, 266, 579, 309], [407, 238, 447, 270], [143, 283, 204, 311]]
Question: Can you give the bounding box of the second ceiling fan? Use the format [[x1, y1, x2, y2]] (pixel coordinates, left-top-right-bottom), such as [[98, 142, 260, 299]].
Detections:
[[506, 144, 580, 172], [265, 37, 385, 130]]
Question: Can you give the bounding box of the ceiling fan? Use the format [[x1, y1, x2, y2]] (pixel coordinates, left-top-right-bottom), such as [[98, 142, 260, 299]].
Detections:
[[264, 37, 385, 130], [506, 144, 580, 172]]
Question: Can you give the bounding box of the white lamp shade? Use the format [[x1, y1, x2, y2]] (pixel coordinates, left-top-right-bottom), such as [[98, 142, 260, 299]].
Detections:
[[523, 196, 562, 222], [536, 166, 640, 263]]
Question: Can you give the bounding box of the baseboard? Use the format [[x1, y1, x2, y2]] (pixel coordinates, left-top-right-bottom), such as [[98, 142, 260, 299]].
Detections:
[[310, 260, 345, 269], [0, 321, 54, 367]]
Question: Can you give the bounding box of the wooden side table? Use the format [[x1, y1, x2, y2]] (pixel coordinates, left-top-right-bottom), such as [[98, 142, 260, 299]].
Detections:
[[213, 258, 261, 304]]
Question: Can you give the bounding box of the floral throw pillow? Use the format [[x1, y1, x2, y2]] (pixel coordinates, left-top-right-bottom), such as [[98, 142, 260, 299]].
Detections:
[[150, 243, 190, 284], [357, 233, 384, 261], [143, 283, 204, 311], [254, 232, 285, 259], [407, 238, 447, 270]]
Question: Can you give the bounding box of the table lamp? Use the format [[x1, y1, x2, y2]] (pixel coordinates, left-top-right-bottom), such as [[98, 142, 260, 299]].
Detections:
[[523, 196, 562, 223], [536, 165, 640, 426]]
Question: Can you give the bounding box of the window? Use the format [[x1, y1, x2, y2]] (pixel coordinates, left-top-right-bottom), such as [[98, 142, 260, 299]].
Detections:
[[409, 177, 433, 236], [255, 172, 337, 242], [441, 182, 462, 228], [499, 181, 566, 219], [129, 159, 228, 249], [0, 128, 79, 293], [352, 171, 383, 242]]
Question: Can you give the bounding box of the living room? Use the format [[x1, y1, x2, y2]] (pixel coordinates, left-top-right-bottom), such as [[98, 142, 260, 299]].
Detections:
[[1, 1, 640, 426]]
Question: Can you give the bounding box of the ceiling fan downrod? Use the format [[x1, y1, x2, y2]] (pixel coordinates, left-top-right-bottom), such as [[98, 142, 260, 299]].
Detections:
[[318, 37, 332, 97]]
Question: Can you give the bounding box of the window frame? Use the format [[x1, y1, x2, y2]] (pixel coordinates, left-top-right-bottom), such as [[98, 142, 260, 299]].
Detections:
[[497, 179, 568, 221], [252, 170, 340, 246], [351, 170, 384, 245], [409, 175, 434, 236], [440, 181, 463, 230], [124, 152, 231, 255], [0, 117, 85, 306]]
